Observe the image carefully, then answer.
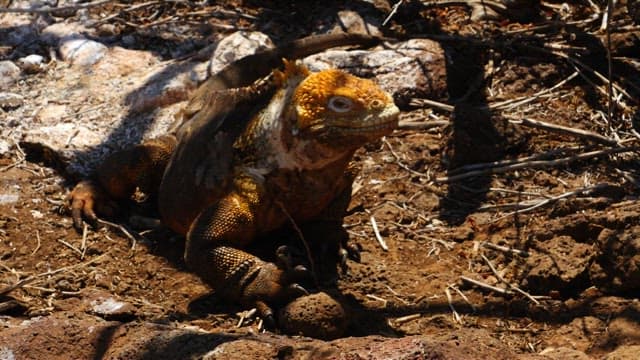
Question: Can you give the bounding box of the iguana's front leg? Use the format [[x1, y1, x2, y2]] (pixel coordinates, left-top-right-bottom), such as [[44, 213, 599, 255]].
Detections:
[[68, 135, 177, 228], [184, 187, 306, 325]]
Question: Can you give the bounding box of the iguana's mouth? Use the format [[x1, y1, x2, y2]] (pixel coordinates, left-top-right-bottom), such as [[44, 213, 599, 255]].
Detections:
[[331, 104, 400, 133]]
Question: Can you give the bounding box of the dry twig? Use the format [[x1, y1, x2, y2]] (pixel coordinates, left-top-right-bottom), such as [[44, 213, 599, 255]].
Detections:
[[236, 308, 257, 328], [398, 120, 449, 131], [383, 0, 404, 26], [449, 284, 476, 311], [604, 0, 615, 125], [445, 286, 462, 323], [460, 275, 511, 294], [81, 223, 88, 260], [437, 146, 637, 183], [392, 313, 422, 325], [383, 139, 430, 178], [490, 71, 579, 111], [57, 239, 83, 258], [488, 183, 610, 223], [481, 255, 539, 304], [481, 241, 529, 257], [31, 230, 41, 255], [366, 294, 389, 307], [507, 116, 618, 146], [370, 216, 389, 251], [410, 98, 454, 113], [96, 218, 138, 250]]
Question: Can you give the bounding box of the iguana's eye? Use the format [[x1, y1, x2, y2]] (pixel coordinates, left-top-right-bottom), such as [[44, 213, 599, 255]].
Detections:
[[370, 98, 385, 109], [328, 96, 353, 113]]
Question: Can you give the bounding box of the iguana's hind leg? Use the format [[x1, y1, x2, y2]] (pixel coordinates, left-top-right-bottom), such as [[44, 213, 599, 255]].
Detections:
[[67, 135, 177, 229]]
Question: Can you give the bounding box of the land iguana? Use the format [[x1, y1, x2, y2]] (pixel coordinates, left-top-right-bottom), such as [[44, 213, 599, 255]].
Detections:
[[67, 33, 400, 323]]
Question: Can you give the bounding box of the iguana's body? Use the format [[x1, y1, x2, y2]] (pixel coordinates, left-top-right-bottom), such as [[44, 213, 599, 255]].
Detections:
[[68, 33, 399, 321]]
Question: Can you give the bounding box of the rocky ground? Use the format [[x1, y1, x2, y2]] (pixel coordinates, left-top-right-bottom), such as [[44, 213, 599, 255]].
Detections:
[[1, 0, 639, 359]]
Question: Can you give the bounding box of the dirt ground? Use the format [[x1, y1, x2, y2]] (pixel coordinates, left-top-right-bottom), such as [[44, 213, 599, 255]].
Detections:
[[1, 1, 639, 359]]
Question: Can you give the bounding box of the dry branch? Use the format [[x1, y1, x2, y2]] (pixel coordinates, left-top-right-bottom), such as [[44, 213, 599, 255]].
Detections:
[[398, 120, 449, 131], [436, 146, 638, 183], [447, 146, 585, 176], [481, 241, 529, 257], [490, 71, 579, 111], [488, 183, 610, 222], [507, 116, 619, 146], [410, 98, 454, 113], [460, 275, 511, 295]]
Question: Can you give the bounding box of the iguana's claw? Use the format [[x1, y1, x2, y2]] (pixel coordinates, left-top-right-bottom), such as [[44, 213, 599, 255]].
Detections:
[[286, 283, 309, 297], [291, 265, 310, 279], [276, 245, 294, 269], [339, 240, 361, 272], [254, 300, 276, 329], [276, 245, 311, 280], [66, 180, 115, 230], [345, 242, 361, 262]]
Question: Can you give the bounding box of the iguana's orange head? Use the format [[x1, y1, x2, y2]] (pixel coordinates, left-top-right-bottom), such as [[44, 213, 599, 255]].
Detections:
[[290, 65, 399, 148]]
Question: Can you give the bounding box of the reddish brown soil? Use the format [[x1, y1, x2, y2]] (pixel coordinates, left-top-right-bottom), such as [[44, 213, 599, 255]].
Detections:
[[1, 1, 639, 359]]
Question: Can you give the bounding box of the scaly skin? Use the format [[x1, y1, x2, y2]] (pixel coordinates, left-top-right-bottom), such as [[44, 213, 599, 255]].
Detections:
[[68, 35, 399, 323]]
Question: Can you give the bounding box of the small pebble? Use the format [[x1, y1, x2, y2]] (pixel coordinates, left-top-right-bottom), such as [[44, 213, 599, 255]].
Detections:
[[0, 92, 24, 109], [17, 54, 46, 73]]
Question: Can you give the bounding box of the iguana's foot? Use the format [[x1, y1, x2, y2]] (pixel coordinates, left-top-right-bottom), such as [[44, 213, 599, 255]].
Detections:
[[66, 180, 117, 229], [188, 245, 308, 327], [236, 259, 308, 328]]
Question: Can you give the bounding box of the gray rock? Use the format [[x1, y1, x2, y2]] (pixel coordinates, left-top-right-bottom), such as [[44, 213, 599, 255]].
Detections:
[[59, 38, 108, 66], [208, 31, 274, 76], [329, 10, 383, 36], [0, 61, 21, 88], [127, 31, 274, 114], [0, 139, 10, 155], [0, 92, 24, 108], [303, 39, 448, 107], [24, 123, 103, 151], [0, 193, 20, 206], [88, 296, 135, 319]]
